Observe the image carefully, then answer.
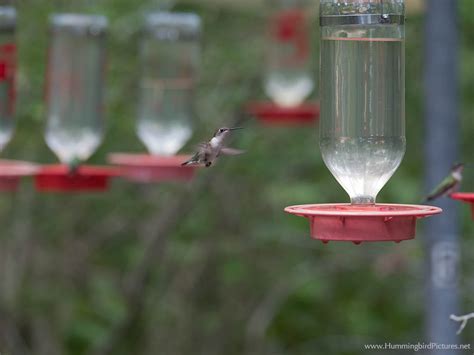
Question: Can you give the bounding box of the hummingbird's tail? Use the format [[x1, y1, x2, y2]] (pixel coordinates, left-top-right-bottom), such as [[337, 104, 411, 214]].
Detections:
[[181, 155, 199, 166]]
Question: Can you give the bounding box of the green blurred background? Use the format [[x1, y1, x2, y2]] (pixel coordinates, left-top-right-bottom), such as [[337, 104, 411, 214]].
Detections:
[[0, 0, 473, 354]]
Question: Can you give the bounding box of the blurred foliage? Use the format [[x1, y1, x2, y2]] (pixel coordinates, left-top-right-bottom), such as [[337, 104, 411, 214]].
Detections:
[[0, 0, 471, 354]]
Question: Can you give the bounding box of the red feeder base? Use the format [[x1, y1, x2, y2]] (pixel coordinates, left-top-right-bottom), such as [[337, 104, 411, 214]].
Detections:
[[108, 153, 197, 183], [0, 160, 38, 191], [284, 203, 442, 244], [246, 101, 319, 125], [35, 165, 119, 192], [451, 193, 474, 219]]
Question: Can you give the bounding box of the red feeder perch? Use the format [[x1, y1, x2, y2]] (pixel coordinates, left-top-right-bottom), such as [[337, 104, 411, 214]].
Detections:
[[246, 102, 319, 125], [285, 203, 442, 244], [0, 160, 38, 191], [108, 153, 197, 183], [451, 193, 474, 219], [35, 165, 119, 192]]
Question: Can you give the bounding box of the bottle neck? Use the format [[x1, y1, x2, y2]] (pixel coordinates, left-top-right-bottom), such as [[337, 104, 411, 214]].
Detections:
[[351, 196, 376, 205]]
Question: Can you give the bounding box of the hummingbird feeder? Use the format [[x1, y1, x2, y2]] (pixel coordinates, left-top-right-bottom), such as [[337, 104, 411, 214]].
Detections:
[[285, 0, 441, 243], [109, 12, 201, 183], [248, 0, 318, 126], [451, 193, 474, 220], [0, 7, 38, 191], [34, 14, 117, 192]]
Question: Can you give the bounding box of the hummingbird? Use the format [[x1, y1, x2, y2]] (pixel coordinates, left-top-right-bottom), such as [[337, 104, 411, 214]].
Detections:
[[424, 163, 464, 202], [181, 127, 244, 167]]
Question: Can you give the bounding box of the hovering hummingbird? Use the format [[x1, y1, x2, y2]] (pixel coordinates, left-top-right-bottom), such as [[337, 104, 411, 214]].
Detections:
[[181, 127, 244, 167], [424, 163, 464, 202]]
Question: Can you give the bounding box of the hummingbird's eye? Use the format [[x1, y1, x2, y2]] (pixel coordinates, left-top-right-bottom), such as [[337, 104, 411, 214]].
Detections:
[[219, 129, 224, 133]]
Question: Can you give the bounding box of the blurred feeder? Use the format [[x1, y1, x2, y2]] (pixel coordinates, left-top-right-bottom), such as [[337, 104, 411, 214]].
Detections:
[[114, 12, 202, 184], [0, 6, 16, 154], [246, 101, 319, 125], [263, 1, 314, 108], [250, 0, 317, 126]]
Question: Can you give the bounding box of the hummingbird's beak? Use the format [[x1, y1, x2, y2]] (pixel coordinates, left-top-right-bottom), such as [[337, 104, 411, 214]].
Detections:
[[229, 127, 243, 131]]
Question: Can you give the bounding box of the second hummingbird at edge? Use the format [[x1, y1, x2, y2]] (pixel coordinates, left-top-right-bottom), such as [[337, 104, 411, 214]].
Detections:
[[424, 163, 465, 202]]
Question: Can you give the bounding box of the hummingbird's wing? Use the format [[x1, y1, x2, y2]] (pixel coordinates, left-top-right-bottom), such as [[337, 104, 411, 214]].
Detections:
[[181, 151, 200, 166], [182, 143, 213, 166], [425, 175, 457, 201], [219, 147, 245, 156], [197, 142, 213, 154]]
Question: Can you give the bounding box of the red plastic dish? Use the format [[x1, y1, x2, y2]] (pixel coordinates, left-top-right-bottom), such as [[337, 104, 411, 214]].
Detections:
[[284, 203, 442, 244], [0, 159, 38, 191], [35, 164, 119, 192], [451, 193, 474, 219], [108, 153, 197, 183], [246, 101, 319, 125]]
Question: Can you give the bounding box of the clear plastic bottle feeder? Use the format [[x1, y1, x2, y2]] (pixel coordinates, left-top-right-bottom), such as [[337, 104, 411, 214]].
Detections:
[[0, 6, 38, 190], [285, 0, 441, 243], [451, 193, 474, 220], [109, 12, 201, 182], [35, 14, 118, 192], [247, 0, 319, 125]]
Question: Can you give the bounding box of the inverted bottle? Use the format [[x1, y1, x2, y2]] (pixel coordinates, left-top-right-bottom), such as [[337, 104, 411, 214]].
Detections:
[[137, 12, 201, 156], [0, 6, 16, 152], [45, 14, 107, 165], [319, 0, 406, 205], [264, 0, 314, 107]]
